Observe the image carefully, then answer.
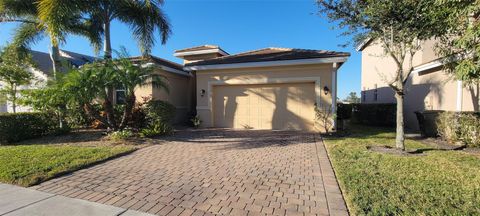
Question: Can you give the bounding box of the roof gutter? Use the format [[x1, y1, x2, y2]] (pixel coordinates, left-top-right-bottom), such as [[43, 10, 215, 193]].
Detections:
[[184, 56, 349, 71]]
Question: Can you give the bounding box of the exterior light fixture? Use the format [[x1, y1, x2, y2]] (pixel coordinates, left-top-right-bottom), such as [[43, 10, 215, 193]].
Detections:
[[200, 89, 206, 97], [323, 86, 330, 95]]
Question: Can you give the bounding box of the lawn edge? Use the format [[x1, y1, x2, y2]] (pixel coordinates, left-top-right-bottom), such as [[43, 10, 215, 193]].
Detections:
[[315, 133, 351, 215], [320, 135, 354, 216], [27, 148, 138, 187]]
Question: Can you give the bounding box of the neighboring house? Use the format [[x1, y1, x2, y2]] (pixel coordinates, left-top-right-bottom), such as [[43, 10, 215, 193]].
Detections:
[[0, 50, 95, 113], [139, 45, 350, 131], [359, 39, 479, 131]]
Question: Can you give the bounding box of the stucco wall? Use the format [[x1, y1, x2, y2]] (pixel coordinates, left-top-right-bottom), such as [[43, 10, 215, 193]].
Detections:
[[195, 64, 334, 129], [361, 40, 479, 130], [134, 68, 194, 124]]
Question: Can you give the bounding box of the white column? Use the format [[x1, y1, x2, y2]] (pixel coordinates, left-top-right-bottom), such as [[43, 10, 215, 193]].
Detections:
[[456, 80, 463, 111], [332, 63, 338, 129]]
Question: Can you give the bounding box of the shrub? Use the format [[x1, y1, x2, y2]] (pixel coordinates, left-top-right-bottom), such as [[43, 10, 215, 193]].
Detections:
[[0, 112, 65, 144], [107, 129, 135, 141], [139, 122, 173, 138], [190, 115, 202, 128], [437, 112, 480, 147], [337, 103, 353, 120], [351, 103, 396, 127], [144, 100, 176, 124]]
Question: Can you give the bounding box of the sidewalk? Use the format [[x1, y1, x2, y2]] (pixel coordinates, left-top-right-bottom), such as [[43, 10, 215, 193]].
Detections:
[[0, 183, 154, 216]]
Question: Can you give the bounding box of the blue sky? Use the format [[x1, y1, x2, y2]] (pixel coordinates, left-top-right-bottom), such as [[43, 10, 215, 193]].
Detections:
[[0, 0, 361, 99]]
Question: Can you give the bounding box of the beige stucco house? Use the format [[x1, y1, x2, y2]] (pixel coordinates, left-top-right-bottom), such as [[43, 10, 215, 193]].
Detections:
[[134, 45, 350, 131], [359, 39, 479, 131]]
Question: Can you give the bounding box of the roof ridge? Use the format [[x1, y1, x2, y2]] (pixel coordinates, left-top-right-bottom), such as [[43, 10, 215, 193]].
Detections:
[[174, 44, 219, 53]]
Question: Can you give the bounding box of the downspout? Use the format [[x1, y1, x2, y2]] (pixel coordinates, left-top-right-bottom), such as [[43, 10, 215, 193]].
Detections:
[[456, 80, 463, 111], [331, 62, 338, 130]]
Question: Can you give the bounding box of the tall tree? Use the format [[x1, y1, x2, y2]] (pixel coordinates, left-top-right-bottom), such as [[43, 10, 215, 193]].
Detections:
[[0, 45, 34, 113], [37, 0, 171, 59], [344, 92, 360, 103], [437, 0, 479, 82], [318, 0, 451, 150], [0, 0, 102, 78], [37, 0, 171, 128]]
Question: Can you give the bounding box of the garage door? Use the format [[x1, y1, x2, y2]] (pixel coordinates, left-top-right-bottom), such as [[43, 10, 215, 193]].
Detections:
[[213, 82, 316, 130]]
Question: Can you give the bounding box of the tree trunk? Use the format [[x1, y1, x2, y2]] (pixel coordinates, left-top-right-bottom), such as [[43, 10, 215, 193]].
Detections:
[[119, 92, 135, 129], [102, 17, 117, 130], [395, 92, 405, 150], [12, 85, 16, 113], [50, 44, 62, 80]]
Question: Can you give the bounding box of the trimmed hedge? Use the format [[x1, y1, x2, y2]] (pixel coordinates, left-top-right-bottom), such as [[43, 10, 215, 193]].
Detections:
[[0, 112, 63, 144], [351, 103, 396, 127], [437, 112, 480, 147], [337, 103, 353, 120]]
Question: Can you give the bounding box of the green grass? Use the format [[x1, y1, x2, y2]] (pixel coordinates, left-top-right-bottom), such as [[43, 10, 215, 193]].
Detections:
[[324, 125, 480, 215], [0, 145, 135, 186]]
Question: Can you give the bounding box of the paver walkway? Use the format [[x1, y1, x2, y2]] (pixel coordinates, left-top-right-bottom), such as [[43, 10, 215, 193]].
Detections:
[[32, 130, 348, 216], [0, 183, 153, 216]]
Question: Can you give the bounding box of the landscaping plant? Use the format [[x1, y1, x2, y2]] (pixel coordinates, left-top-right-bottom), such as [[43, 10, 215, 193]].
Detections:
[[0, 45, 34, 113], [318, 0, 454, 150]]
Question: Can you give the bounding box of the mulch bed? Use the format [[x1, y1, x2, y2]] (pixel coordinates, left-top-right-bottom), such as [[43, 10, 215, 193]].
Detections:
[[367, 145, 426, 156]]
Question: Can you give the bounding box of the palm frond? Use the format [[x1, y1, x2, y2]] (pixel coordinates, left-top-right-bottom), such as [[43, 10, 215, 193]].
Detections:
[[12, 22, 45, 48], [114, 0, 171, 55]]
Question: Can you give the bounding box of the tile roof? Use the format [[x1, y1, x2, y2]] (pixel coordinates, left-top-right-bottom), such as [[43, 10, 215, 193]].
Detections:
[[174, 45, 220, 53], [185, 47, 350, 66], [129, 55, 185, 72], [30, 50, 96, 75]]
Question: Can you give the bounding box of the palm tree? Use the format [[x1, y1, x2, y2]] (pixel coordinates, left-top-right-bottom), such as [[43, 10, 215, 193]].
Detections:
[[37, 0, 171, 59], [37, 0, 171, 127], [64, 54, 168, 130], [0, 0, 102, 79]]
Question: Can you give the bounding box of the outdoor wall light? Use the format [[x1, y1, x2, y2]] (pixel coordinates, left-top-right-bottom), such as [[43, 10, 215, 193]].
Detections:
[[200, 89, 206, 97], [323, 86, 330, 95]]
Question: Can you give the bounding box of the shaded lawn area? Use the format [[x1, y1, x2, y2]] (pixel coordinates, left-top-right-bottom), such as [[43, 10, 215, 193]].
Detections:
[[0, 145, 135, 187], [324, 125, 480, 215]]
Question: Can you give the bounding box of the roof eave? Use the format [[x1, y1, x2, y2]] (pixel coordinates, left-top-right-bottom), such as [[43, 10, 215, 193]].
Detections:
[[184, 56, 349, 71]]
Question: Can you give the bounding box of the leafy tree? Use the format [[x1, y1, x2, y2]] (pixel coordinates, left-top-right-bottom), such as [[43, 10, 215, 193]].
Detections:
[[318, 0, 451, 150], [344, 92, 360, 103], [437, 0, 479, 82], [0, 45, 34, 113]]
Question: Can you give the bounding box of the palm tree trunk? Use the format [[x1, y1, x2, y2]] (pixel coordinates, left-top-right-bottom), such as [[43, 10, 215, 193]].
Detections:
[[395, 91, 405, 150], [50, 44, 62, 79], [102, 16, 117, 130], [119, 92, 135, 129]]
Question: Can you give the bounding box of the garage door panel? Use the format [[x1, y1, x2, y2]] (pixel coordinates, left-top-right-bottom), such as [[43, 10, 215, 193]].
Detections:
[[213, 83, 315, 131]]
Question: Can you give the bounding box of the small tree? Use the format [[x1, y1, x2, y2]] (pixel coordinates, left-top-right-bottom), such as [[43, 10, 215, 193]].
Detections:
[[344, 92, 360, 103], [318, 0, 451, 150], [0, 45, 34, 113], [315, 104, 334, 133]]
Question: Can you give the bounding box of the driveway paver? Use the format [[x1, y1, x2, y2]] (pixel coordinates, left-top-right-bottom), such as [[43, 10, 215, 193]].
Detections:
[[32, 129, 348, 216]]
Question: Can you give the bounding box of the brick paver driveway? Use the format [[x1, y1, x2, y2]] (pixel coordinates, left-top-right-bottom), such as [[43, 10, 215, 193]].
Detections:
[[32, 129, 348, 216]]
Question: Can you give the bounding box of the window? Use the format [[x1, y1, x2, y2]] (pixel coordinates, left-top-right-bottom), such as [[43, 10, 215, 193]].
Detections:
[[373, 84, 378, 101], [362, 87, 366, 102], [115, 89, 126, 104]]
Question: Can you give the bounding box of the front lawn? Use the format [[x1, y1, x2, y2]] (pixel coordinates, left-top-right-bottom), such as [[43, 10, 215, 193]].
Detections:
[[0, 145, 135, 186], [324, 125, 480, 215]]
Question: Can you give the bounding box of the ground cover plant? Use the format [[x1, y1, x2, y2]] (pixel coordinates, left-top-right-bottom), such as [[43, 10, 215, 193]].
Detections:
[[0, 144, 134, 186], [323, 125, 480, 215]]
